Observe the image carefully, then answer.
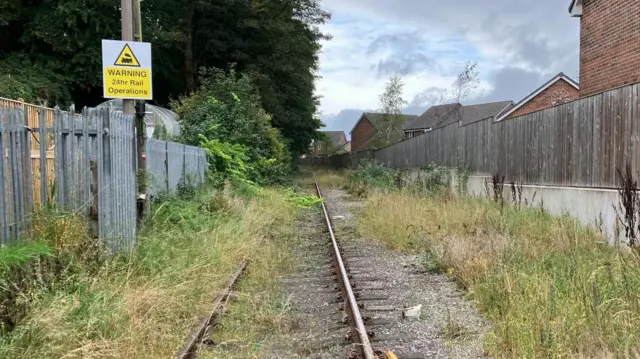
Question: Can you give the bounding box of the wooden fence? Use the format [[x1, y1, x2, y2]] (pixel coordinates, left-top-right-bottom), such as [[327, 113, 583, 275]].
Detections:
[[0, 97, 56, 206], [364, 83, 640, 189]]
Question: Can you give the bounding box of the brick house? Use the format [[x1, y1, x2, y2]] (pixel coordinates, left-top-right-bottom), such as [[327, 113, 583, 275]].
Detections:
[[569, 0, 640, 97], [309, 130, 347, 157], [350, 112, 418, 152], [496, 72, 579, 121]]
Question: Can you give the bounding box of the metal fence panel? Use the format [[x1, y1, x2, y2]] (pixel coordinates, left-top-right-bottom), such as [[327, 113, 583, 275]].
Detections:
[[148, 139, 207, 195], [0, 103, 207, 249], [146, 139, 169, 195], [167, 142, 185, 192]]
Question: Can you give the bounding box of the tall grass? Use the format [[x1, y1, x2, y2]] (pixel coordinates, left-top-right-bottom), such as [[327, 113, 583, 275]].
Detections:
[[358, 191, 640, 358], [0, 186, 299, 359]]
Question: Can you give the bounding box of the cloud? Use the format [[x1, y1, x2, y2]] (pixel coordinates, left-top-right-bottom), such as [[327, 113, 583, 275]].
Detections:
[[316, 0, 580, 135], [374, 53, 437, 78]]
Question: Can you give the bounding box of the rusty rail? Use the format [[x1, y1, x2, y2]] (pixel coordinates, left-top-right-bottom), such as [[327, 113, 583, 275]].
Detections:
[[315, 181, 376, 359], [174, 261, 248, 359]]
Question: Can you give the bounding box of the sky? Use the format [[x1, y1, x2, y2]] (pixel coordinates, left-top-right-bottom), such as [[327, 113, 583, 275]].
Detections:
[[316, 0, 580, 138]]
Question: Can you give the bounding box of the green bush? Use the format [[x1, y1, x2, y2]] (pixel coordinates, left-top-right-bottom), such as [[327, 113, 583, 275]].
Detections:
[[173, 67, 290, 186], [347, 159, 397, 196], [418, 163, 450, 194]]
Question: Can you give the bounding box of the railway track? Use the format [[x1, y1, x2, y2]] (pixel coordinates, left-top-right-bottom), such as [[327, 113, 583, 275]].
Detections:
[[173, 261, 248, 359], [174, 182, 481, 358], [315, 181, 381, 359]]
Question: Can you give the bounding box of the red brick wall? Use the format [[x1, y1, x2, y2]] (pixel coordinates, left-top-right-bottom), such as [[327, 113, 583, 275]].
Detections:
[[351, 116, 376, 152], [509, 79, 579, 118], [579, 0, 640, 97]]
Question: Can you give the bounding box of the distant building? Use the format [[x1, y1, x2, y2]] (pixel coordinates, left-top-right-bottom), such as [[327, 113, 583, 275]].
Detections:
[[569, 0, 640, 97], [309, 130, 347, 157], [337, 141, 351, 154], [350, 112, 418, 152], [496, 72, 579, 121]]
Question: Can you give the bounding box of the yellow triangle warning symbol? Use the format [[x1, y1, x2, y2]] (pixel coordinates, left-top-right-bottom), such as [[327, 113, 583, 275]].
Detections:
[[114, 44, 141, 67]]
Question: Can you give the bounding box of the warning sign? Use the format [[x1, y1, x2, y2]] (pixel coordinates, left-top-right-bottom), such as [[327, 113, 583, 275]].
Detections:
[[102, 40, 152, 100], [114, 44, 141, 67]]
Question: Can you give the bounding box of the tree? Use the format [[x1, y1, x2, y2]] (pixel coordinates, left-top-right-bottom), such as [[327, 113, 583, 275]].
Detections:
[[452, 61, 480, 103], [0, 0, 330, 157], [437, 61, 480, 105], [430, 61, 481, 125], [371, 74, 408, 148]]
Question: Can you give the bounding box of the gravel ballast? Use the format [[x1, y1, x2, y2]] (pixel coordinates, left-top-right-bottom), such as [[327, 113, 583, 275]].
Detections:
[[263, 187, 491, 358]]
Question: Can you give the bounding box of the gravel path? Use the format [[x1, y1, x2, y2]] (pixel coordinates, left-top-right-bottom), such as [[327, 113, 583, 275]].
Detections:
[[263, 188, 491, 359]]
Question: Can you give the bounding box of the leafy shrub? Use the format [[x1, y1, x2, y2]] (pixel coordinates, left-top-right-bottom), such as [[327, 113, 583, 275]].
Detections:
[[0, 54, 72, 106], [283, 188, 323, 208], [173, 67, 290, 185], [347, 159, 397, 196], [419, 163, 450, 194]]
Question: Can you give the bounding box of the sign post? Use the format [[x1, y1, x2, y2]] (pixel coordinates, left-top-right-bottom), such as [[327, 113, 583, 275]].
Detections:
[[102, 40, 153, 100], [102, 38, 152, 223]]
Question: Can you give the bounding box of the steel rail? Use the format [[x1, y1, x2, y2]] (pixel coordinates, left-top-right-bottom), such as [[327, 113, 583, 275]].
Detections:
[[315, 181, 376, 359], [174, 261, 248, 359]]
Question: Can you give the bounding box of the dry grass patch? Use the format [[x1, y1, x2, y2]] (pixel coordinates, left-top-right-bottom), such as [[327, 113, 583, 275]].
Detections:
[[358, 190, 640, 358], [0, 187, 299, 359]]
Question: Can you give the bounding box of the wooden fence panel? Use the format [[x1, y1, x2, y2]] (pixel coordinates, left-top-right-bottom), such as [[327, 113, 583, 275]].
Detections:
[[322, 83, 640, 189]]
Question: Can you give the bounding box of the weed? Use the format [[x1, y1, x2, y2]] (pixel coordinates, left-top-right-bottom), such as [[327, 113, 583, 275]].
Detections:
[[491, 173, 505, 206], [455, 166, 470, 197], [510, 180, 523, 210], [420, 163, 450, 195], [346, 159, 397, 196], [357, 189, 640, 357], [614, 165, 640, 247], [312, 170, 348, 188], [283, 188, 323, 208], [441, 309, 468, 343]]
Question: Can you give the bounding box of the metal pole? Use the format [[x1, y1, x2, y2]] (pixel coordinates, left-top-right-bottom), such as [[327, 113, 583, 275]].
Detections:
[[132, 0, 147, 219]]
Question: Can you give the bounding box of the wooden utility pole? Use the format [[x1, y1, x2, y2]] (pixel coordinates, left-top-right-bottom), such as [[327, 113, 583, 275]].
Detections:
[[121, 0, 134, 116], [122, 0, 147, 220], [132, 0, 146, 191]]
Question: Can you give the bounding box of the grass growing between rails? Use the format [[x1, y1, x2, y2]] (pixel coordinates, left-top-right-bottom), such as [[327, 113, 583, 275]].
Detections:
[[198, 207, 318, 359], [0, 186, 302, 359], [358, 190, 640, 358], [296, 165, 349, 189]]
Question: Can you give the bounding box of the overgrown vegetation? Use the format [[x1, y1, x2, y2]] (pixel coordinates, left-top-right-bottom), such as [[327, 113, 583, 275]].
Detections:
[[0, 210, 102, 334], [174, 68, 291, 186], [349, 168, 640, 358], [0, 186, 302, 358], [614, 165, 640, 248], [346, 159, 398, 196], [346, 159, 451, 197]]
